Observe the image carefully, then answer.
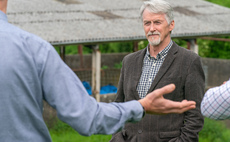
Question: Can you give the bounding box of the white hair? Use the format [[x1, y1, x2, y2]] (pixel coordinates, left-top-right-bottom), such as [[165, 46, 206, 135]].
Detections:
[[140, 0, 174, 24]]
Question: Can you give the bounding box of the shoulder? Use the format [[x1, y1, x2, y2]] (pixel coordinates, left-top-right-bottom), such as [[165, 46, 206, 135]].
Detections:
[[6, 23, 51, 49], [123, 48, 146, 62], [172, 42, 200, 60]]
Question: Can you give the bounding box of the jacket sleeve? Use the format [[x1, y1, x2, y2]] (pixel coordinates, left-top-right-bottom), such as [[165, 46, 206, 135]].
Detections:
[[174, 56, 205, 142]]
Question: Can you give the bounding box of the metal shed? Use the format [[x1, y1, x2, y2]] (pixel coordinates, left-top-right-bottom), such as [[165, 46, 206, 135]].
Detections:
[[7, 0, 230, 44], [7, 0, 230, 101]]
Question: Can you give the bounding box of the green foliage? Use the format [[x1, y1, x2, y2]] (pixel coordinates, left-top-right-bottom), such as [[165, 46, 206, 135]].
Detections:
[[49, 119, 112, 142], [138, 40, 148, 50], [99, 42, 134, 53], [55, 37, 230, 59], [55, 42, 134, 55], [198, 37, 230, 59], [173, 38, 187, 48], [54, 46, 60, 54], [65, 45, 78, 55], [199, 118, 230, 142], [54, 45, 93, 55], [201, 1, 230, 59], [205, 0, 230, 8], [101, 65, 109, 70], [114, 61, 123, 69], [82, 46, 93, 54]]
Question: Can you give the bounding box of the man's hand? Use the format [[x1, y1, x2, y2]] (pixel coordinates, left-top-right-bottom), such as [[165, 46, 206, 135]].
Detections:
[[138, 84, 196, 115]]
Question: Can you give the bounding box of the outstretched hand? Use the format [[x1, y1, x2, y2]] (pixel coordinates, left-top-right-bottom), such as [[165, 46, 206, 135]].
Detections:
[[138, 84, 196, 115]]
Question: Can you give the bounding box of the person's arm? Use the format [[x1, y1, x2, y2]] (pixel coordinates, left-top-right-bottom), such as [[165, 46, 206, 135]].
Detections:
[[139, 84, 196, 114], [201, 79, 230, 120], [37, 42, 196, 136], [38, 43, 142, 136]]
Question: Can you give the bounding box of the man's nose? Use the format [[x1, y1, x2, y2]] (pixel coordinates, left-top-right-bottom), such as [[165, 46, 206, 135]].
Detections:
[[150, 22, 156, 32]]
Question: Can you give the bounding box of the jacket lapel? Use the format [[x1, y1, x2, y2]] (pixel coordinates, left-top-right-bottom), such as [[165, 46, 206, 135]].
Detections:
[[147, 42, 178, 94], [132, 48, 147, 100]]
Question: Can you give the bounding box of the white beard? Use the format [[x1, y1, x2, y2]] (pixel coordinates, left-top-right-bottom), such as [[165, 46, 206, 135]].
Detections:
[[147, 31, 161, 46], [148, 36, 161, 46]]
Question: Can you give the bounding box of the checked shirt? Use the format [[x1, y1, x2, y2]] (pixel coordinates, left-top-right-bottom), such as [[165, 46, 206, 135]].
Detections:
[[201, 79, 230, 120], [137, 40, 173, 99]]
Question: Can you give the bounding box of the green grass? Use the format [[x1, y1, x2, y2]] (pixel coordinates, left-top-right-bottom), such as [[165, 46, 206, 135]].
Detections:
[[50, 132, 111, 142], [199, 118, 230, 142], [48, 118, 230, 142], [49, 119, 112, 142]]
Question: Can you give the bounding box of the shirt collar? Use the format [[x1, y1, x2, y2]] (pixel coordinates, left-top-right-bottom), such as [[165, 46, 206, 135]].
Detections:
[[0, 10, 8, 22], [146, 40, 173, 60]]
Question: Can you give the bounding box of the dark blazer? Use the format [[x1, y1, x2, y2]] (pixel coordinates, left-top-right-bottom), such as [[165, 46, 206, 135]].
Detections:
[[110, 41, 205, 142]]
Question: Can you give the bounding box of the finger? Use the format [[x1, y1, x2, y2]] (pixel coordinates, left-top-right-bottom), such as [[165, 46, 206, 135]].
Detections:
[[163, 99, 196, 109], [153, 104, 196, 115], [166, 104, 196, 114], [152, 84, 176, 98], [164, 100, 196, 113], [181, 100, 196, 106]]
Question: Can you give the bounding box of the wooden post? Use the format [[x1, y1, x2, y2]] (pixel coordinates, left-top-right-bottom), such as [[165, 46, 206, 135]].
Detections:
[[92, 45, 101, 102], [78, 45, 84, 68], [133, 41, 139, 52], [60, 46, 66, 62], [188, 39, 198, 54]]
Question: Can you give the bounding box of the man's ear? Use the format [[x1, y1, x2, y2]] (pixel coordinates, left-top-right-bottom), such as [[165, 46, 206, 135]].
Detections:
[[169, 20, 175, 32], [0, 0, 7, 14]]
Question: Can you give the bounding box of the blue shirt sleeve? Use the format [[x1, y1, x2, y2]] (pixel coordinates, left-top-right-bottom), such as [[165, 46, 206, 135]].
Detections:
[[37, 42, 143, 136]]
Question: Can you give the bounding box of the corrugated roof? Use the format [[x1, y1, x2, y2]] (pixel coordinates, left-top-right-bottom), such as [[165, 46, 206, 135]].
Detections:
[[6, 0, 230, 45]]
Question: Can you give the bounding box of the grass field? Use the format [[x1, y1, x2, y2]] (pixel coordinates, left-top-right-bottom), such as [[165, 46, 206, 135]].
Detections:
[[50, 132, 111, 142], [49, 118, 230, 142], [49, 119, 112, 142]]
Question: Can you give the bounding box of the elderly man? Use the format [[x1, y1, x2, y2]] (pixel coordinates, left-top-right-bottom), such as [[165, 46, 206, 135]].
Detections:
[[0, 0, 196, 141], [110, 0, 205, 141]]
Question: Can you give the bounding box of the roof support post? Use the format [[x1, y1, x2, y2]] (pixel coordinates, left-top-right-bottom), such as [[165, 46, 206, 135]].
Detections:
[[92, 45, 101, 102], [187, 39, 198, 54], [78, 45, 84, 68], [133, 41, 139, 52], [60, 46, 66, 62]]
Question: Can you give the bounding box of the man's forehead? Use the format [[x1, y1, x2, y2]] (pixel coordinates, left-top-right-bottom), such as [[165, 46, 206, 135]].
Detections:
[[143, 13, 166, 21]]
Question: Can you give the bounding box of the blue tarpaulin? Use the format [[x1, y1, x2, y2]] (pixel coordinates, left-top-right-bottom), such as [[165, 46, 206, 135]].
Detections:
[[100, 84, 117, 94], [82, 81, 92, 95], [82, 81, 117, 95]]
